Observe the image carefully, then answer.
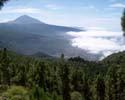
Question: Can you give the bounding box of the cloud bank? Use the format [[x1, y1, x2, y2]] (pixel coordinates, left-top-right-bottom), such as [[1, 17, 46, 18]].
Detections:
[[67, 28, 125, 59]]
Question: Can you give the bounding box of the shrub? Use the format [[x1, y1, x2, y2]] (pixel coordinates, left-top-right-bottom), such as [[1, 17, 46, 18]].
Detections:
[[71, 91, 83, 100], [2, 86, 29, 100]]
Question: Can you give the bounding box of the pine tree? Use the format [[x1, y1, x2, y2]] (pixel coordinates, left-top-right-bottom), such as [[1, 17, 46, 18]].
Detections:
[[71, 68, 83, 92], [117, 66, 125, 100], [30, 86, 48, 100], [0, 48, 10, 85], [121, 8, 125, 36], [36, 61, 46, 89], [18, 64, 27, 86], [96, 74, 105, 100], [60, 63, 71, 100], [106, 75, 113, 100], [52, 91, 58, 100], [83, 74, 92, 100], [106, 65, 119, 100]]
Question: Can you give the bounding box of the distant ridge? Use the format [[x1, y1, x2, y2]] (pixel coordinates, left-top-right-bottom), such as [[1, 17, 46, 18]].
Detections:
[[31, 52, 52, 58]]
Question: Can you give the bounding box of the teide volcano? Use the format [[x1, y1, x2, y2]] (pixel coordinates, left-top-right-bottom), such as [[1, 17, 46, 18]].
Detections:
[[0, 15, 101, 60], [9, 15, 43, 24]]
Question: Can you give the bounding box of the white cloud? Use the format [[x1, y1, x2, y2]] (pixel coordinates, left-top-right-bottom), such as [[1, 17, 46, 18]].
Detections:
[[45, 4, 62, 10], [81, 5, 99, 11], [93, 18, 115, 21], [67, 28, 125, 59], [1, 7, 41, 14], [110, 3, 125, 8]]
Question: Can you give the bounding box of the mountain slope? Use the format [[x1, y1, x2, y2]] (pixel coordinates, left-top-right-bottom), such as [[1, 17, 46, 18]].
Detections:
[[0, 15, 101, 60], [102, 51, 125, 64]]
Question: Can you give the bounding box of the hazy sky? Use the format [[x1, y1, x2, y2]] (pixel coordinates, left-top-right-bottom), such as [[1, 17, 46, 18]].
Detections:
[[0, 0, 124, 31]]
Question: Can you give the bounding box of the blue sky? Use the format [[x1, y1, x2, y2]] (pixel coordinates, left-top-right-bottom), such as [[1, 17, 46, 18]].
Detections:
[[0, 0, 124, 31]]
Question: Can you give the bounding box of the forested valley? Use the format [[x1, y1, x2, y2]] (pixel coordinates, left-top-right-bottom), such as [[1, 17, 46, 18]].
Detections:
[[0, 48, 125, 100]]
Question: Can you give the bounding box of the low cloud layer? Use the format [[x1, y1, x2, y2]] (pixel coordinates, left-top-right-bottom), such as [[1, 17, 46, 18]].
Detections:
[[67, 28, 125, 59]]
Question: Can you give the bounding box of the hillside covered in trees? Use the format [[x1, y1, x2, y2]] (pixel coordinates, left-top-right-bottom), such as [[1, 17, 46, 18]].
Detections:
[[0, 48, 124, 100]]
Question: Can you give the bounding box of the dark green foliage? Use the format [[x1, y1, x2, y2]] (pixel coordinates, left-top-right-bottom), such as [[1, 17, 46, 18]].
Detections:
[[60, 63, 71, 100], [83, 74, 92, 100], [0, 48, 11, 85], [29, 86, 48, 100], [35, 61, 46, 88], [0, 48, 125, 100], [71, 68, 83, 92], [96, 74, 105, 100]]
